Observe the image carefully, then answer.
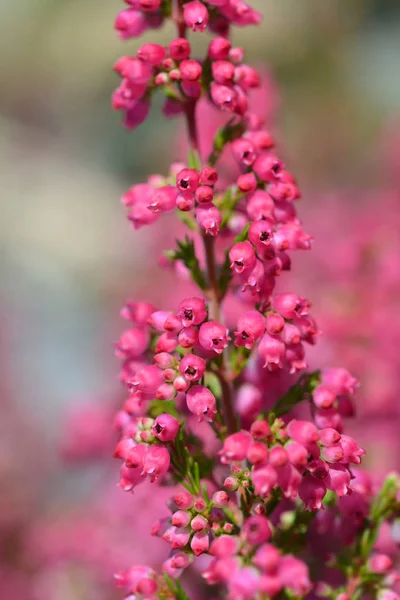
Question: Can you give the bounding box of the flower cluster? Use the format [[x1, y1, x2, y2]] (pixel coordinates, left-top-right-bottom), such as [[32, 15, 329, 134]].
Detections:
[[109, 1, 400, 599]]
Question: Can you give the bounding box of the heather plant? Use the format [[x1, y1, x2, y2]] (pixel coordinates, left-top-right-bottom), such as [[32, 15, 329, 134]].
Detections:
[[110, 2, 400, 599]]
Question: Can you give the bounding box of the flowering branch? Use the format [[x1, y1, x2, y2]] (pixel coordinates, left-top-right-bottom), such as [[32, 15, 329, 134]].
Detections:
[[110, 2, 400, 599]]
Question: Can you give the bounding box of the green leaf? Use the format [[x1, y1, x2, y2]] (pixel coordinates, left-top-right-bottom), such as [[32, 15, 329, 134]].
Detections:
[[203, 371, 222, 399], [148, 400, 179, 419], [177, 211, 197, 231], [171, 235, 207, 290], [208, 119, 246, 167], [187, 149, 202, 171], [269, 371, 321, 419], [233, 222, 249, 243], [162, 573, 190, 600]]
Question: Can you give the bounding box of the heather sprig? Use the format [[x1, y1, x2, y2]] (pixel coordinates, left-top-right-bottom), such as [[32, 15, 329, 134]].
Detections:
[[110, 2, 400, 599]]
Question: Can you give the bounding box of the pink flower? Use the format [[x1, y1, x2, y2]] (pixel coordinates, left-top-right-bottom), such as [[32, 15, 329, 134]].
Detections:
[[339, 434, 365, 465], [137, 42, 166, 65], [129, 365, 163, 399], [191, 515, 208, 532], [231, 138, 256, 165], [285, 441, 308, 468], [200, 166, 218, 185], [179, 354, 206, 381], [378, 591, 400, 600], [172, 511, 191, 528], [114, 9, 148, 40], [191, 531, 210, 556], [229, 567, 260, 599], [243, 515, 271, 545], [258, 334, 285, 369], [229, 241, 257, 274], [138, 0, 161, 10], [184, 1, 209, 32], [219, 431, 252, 463], [325, 464, 351, 497], [115, 565, 157, 593], [156, 382, 176, 400], [165, 527, 191, 549], [155, 331, 179, 353], [246, 190, 274, 220], [369, 554, 393, 574], [186, 385, 216, 421], [253, 154, 283, 182], [250, 419, 270, 439], [247, 441, 268, 465], [236, 383, 262, 422], [152, 414, 180, 442], [208, 37, 232, 60], [254, 544, 281, 573], [272, 293, 310, 319], [276, 463, 302, 499], [178, 325, 199, 348], [176, 168, 200, 192], [248, 220, 274, 250], [237, 172, 257, 192], [199, 321, 229, 354], [278, 555, 311, 596], [115, 328, 149, 358], [154, 352, 175, 369], [287, 420, 319, 448], [269, 446, 289, 468], [320, 444, 344, 463], [142, 445, 170, 481], [173, 491, 194, 510], [177, 297, 207, 327], [148, 185, 178, 213], [195, 185, 214, 204], [180, 59, 203, 81], [169, 38, 191, 60], [234, 310, 265, 349], [259, 575, 282, 597], [120, 300, 155, 324], [210, 82, 237, 112], [251, 465, 278, 498], [319, 427, 341, 446], [299, 474, 326, 510], [119, 462, 146, 492], [313, 384, 336, 409], [196, 203, 222, 236], [210, 535, 239, 558], [212, 490, 229, 507], [321, 368, 359, 396]]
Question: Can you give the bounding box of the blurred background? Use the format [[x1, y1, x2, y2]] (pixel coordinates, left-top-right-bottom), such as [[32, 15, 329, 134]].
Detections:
[[1, 0, 400, 598]]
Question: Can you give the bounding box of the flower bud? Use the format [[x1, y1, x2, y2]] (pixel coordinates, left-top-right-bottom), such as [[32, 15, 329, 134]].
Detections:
[[191, 515, 208, 532], [184, 1, 209, 32], [191, 531, 210, 556], [169, 37, 191, 60], [137, 43, 166, 65], [208, 37, 231, 60]]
